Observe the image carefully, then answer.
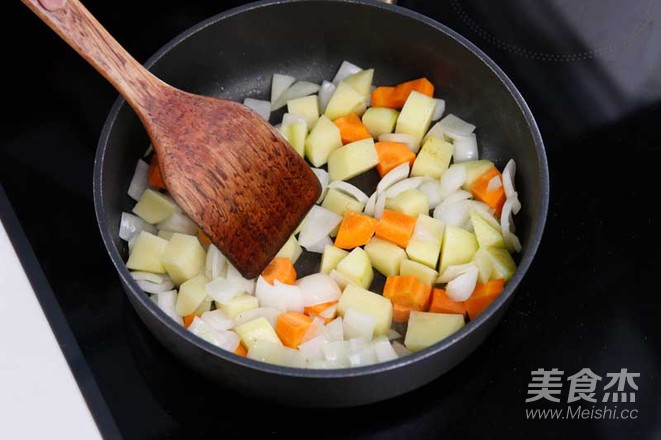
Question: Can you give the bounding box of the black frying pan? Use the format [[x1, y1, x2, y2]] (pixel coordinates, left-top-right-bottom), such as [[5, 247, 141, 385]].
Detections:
[[93, 0, 549, 407]]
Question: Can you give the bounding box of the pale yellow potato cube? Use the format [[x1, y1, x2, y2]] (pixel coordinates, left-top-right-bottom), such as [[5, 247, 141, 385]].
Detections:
[[364, 237, 407, 276], [439, 225, 478, 274], [175, 274, 210, 316], [304, 115, 342, 167], [234, 317, 282, 349], [342, 69, 374, 96], [411, 136, 454, 179], [132, 189, 177, 224], [275, 235, 303, 264], [321, 188, 365, 216], [325, 82, 367, 121], [161, 233, 206, 285], [405, 311, 465, 352], [399, 259, 438, 285], [362, 107, 399, 138], [126, 231, 168, 273], [327, 138, 379, 182], [218, 293, 259, 319], [395, 91, 437, 142], [470, 211, 505, 248], [337, 285, 393, 336], [336, 247, 374, 289], [386, 188, 429, 217], [320, 245, 349, 274], [287, 95, 319, 129]]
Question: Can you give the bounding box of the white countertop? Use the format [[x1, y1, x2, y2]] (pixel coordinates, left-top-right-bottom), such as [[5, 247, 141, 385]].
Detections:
[[0, 220, 102, 439]]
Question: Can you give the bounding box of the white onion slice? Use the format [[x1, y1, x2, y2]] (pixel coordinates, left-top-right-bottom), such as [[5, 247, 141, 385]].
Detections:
[[502, 159, 517, 199], [128, 235, 138, 255], [156, 290, 182, 325], [373, 336, 398, 362], [424, 121, 445, 143], [225, 264, 256, 295], [270, 73, 296, 104], [418, 180, 443, 209], [255, 276, 304, 312], [324, 317, 344, 341], [318, 80, 336, 113], [500, 199, 522, 253], [298, 206, 342, 249], [343, 309, 376, 340], [127, 159, 149, 201], [205, 244, 228, 280], [306, 235, 333, 254], [450, 132, 479, 162], [302, 317, 326, 343], [296, 273, 342, 306], [434, 199, 473, 228], [319, 304, 337, 319], [156, 212, 197, 235], [243, 98, 271, 121], [135, 278, 175, 294], [322, 340, 349, 364], [282, 112, 307, 127], [201, 309, 234, 332], [348, 344, 377, 367], [384, 177, 430, 198], [437, 263, 477, 283], [509, 192, 522, 215], [469, 206, 502, 232], [509, 232, 523, 253], [438, 190, 472, 208], [431, 98, 446, 121], [438, 113, 476, 136], [119, 212, 156, 242], [310, 168, 329, 203], [131, 271, 166, 284], [439, 164, 467, 198], [378, 133, 420, 153], [376, 163, 410, 194], [299, 335, 328, 362], [205, 278, 244, 304], [332, 60, 363, 85], [271, 81, 320, 111], [232, 307, 282, 328], [364, 192, 377, 216], [374, 193, 387, 219], [328, 181, 369, 204], [446, 265, 479, 301], [486, 175, 503, 192]]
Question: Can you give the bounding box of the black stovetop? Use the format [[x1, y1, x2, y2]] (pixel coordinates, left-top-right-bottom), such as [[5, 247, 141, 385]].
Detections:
[[1, 1, 660, 438]]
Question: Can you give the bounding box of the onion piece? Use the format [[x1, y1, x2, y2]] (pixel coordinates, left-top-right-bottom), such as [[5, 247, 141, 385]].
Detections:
[[486, 175, 502, 192], [500, 198, 514, 250], [128, 235, 138, 255], [438, 190, 472, 209], [431, 98, 446, 121], [438, 114, 476, 137], [282, 112, 307, 127], [136, 278, 174, 294], [424, 121, 445, 143], [434, 199, 473, 228], [310, 168, 329, 203], [232, 307, 281, 328], [437, 263, 477, 283], [328, 181, 369, 204], [201, 309, 234, 332], [156, 212, 197, 235], [131, 271, 166, 284], [418, 180, 443, 209], [378, 133, 420, 153], [384, 177, 430, 198], [446, 265, 479, 301], [318, 80, 336, 113], [469, 207, 502, 232], [364, 192, 377, 216], [302, 317, 326, 343], [155, 290, 183, 325], [373, 336, 398, 362], [298, 206, 342, 249], [324, 317, 344, 341], [271, 81, 320, 111], [322, 340, 349, 364], [348, 344, 377, 367], [205, 244, 228, 280], [255, 276, 304, 312], [225, 264, 256, 295], [119, 212, 156, 242], [332, 60, 363, 85], [373, 193, 387, 219], [243, 98, 271, 121], [127, 159, 149, 201], [319, 304, 337, 319], [205, 278, 244, 304], [343, 309, 376, 340], [502, 159, 517, 199], [296, 273, 342, 306], [270, 73, 296, 104], [439, 164, 467, 198], [376, 163, 410, 194], [509, 192, 522, 215], [509, 232, 523, 253], [298, 335, 328, 362], [449, 132, 479, 162], [306, 235, 333, 254]]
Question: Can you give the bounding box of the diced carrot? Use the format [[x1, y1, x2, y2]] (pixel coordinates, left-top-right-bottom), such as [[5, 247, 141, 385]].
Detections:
[[275, 312, 313, 348], [261, 257, 297, 285], [197, 228, 212, 246], [383, 275, 432, 311], [464, 279, 506, 320], [429, 288, 467, 316], [334, 211, 378, 249], [393, 303, 411, 323], [148, 155, 166, 189], [375, 141, 416, 177], [333, 113, 373, 144], [469, 167, 506, 216], [183, 314, 196, 328], [375, 209, 417, 248], [391, 78, 435, 108], [304, 301, 338, 324], [234, 344, 247, 357], [371, 86, 397, 108]]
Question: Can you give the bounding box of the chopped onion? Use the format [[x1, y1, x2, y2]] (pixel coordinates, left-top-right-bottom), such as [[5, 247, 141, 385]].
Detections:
[[255, 276, 304, 312], [364, 192, 377, 216], [156, 290, 183, 325], [205, 278, 244, 304], [509, 192, 522, 215], [120, 212, 156, 242], [205, 244, 228, 280], [271, 81, 320, 111], [384, 177, 430, 198], [373, 336, 398, 362], [310, 168, 329, 203], [328, 181, 369, 204], [226, 263, 256, 295], [332, 60, 363, 85], [373, 193, 387, 219], [248, 340, 306, 367], [387, 328, 402, 341], [318, 80, 336, 113], [128, 159, 149, 201], [201, 309, 234, 332], [302, 317, 326, 343], [438, 190, 472, 208], [232, 307, 281, 328], [298, 335, 328, 362], [438, 113, 476, 137], [322, 340, 349, 364], [270, 73, 296, 104], [487, 175, 502, 192], [437, 263, 477, 283], [500, 199, 522, 253], [298, 206, 342, 249], [424, 121, 445, 143], [296, 273, 342, 306], [128, 235, 138, 254], [131, 271, 166, 284], [378, 133, 420, 153], [343, 309, 376, 340], [434, 199, 473, 228], [156, 211, 197, 235], [439, 164, 467, 198], [189, 318, 241, 352], [305, 235, 332, 254], [348, 336, 370, 353], [376, 163, 410, 194], [509, 232, 523, 253], [391, 341, 412, 357], [216, 330, 241, 352], [449, 132, 478, 162], [136, 278, 174, 294], [446, 265, 479, 301], [502, 159, 517, 199], [324, 317, 344, 341], [469, 206, 502, 232], [418, 180, 443, 209], [432, 98, 446, 121], [243, 98, 271, 121], [282, 112, 307, 127], [319, 304, 337, 319], [348, 344, 377, 367]]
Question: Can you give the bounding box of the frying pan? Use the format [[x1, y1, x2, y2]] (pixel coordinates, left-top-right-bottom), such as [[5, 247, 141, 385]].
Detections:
[[93, 0, 549, 407]]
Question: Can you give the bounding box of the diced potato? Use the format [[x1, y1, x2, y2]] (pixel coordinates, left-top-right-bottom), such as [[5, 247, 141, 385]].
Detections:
[[305, 115, 342, 167], [321, 245, 349, 274], [337, 285, 393, 336], [157, 230, 175, 241], [325, 82, 367, 120], [385, 188, 429, 217], [399, 259, 438, 285], [275, 235, 303, 264], [283, 121, 307, 157], [336, 247, 374, 289], [470, 211, 505, 248], [439, 225, 478, 274], [484, 247, 517, 281], [411, 136, 454, 179], [364, 237, 407, 276], [362, 107, 399, 138], [287, 95, 319, 129], [234, 317, 282, 349], [193, 296, 213, 315], [328, 138, 379, 182], [126, 231, 168, 273], [404, 311, 465, 352], [132, 189, 177, 224], [395, 91, 437, 142], [414, 214, 445, 239], [248, 340, 307, 368], [472, 248, 492, 284], [342, 69, 374, 97], [321, 188, 365, 216], [459, 160, 496, 189], [175, 274, 210, 316], [406, 216, 444, 269], [219, 293, 259, 319], [160, 233, 206, 285]]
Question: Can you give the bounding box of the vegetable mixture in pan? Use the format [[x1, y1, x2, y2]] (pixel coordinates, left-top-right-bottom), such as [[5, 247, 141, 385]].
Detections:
[[119, 61, 522, 369]]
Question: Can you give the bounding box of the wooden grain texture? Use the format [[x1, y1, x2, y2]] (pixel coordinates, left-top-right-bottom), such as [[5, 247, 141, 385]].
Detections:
[[22, 0, 320, 277]]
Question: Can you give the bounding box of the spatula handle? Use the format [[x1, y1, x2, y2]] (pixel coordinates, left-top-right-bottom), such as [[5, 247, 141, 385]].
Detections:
[[22, 0, 163, 110]]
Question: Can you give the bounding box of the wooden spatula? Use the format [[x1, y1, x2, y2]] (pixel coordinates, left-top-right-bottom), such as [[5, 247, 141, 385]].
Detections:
[[23, 0, 320, 278]]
